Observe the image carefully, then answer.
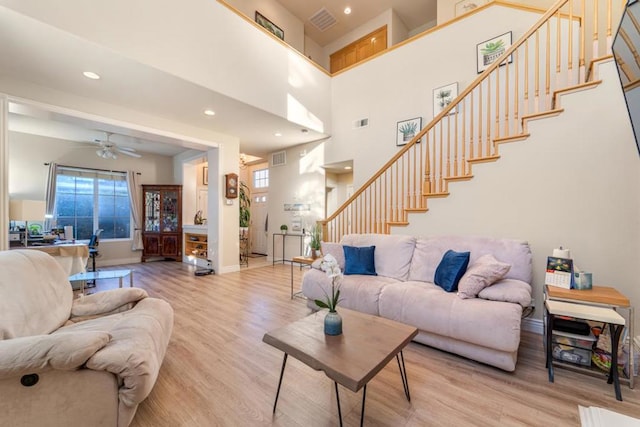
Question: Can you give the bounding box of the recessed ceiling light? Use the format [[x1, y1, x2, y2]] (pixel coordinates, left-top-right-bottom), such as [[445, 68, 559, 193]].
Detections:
[[83, 71, 100, 80], [203, 109, 216, 116], [344, 7, 352, 15], [344, 166, 352, 170], [274, 132, 282, 137]]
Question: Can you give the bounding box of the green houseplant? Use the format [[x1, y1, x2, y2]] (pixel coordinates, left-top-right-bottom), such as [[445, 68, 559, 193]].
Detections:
[[239, 181, 250, 236], [280, 224, 288, 234], [309, 224, 322, 259]]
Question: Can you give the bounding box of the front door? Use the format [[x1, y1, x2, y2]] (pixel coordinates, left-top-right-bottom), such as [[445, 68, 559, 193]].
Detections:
[[250, 193, 268, 255]]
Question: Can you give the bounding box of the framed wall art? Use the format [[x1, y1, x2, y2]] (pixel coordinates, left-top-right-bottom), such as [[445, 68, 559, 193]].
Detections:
[[203, 166, 208, 186], [396, 117, 422, 146], [454, 0, 488, 17], [476, 31, 512, 73], [433, 82, 458, 117], [255, 11, 284, 40]]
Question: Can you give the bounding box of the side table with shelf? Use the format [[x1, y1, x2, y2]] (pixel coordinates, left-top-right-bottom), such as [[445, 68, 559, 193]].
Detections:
[[272, 233, 304, 265], [290, 256, 314, 299], [544, 285, 634, 396]]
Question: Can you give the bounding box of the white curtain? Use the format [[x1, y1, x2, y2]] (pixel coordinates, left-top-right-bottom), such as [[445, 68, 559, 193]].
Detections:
[[126, 171, 144, 250], [44, 162, 58, 231]]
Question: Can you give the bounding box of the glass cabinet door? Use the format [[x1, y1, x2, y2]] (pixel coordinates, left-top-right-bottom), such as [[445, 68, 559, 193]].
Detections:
[[161, 191, 178, 232], [145, 190, 161, 232]]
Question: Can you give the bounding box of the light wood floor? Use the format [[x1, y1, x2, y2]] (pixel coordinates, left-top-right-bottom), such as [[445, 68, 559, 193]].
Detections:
[[88, 261, 640, 426]]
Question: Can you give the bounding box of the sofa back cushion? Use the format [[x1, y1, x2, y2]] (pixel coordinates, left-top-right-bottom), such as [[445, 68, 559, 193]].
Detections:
[[341, 234, 416, 280], [0, 250, 73, 339], [408, 235, 532, 284]]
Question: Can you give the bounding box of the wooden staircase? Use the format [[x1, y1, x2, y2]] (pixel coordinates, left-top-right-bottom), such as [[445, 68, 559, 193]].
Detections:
[[320, 0, 624, 242]]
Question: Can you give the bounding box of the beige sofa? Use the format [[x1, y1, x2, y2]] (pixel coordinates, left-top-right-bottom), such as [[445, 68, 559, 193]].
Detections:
[[301, 234, 533, 371], [0, 250, 173, 427]]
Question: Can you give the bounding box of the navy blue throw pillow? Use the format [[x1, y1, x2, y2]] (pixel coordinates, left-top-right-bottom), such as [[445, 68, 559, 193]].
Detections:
[[434, 250, 470, 292], [343, 245, 377, 276]]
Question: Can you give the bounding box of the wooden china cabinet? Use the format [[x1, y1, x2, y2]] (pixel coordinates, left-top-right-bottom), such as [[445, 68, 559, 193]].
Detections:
[[141, 185, 182, 262]]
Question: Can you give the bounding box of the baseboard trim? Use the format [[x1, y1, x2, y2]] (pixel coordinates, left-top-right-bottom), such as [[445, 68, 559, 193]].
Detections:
[[522, 317, 543, 335]]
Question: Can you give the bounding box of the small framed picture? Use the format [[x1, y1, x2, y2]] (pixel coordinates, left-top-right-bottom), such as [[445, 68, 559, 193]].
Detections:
[[255, 11, 284, 40], [433, 82, 458, 117], [396, 117, 422, 146], [476, 31, 512, 73], [203, 166, 208, 186]]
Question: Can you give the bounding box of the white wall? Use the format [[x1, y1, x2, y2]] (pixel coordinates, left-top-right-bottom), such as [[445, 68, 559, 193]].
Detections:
[[305, 36, 327, 70], [0, 0, 331, 134], [402, 61, 640, 332], [224, 0, 304, 52], [329, 5, 542, 187], [268, 140, 326, 260]]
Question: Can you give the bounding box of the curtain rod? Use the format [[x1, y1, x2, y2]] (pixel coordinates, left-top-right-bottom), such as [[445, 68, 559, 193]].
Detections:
[[44, 163, 141, 175]]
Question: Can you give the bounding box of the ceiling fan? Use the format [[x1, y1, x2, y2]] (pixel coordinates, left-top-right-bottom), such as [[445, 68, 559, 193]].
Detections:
[[93, 132, 142, 159]]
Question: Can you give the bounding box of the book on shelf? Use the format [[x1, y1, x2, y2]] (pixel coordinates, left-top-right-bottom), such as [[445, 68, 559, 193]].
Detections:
[[545, 256, 574, 289]]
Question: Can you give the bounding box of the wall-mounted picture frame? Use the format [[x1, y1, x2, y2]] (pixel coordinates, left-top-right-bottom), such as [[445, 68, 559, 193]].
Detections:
[[477, 31, 512, 73], [203, 166, 208, 186], [255, 11, 284, 40], [396, 117, 422, 146], [455, 0, 488, 17], [433, 82, 459, 117]]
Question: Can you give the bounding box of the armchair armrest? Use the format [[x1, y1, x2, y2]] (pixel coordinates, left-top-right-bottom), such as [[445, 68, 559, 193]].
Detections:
[[71, 288, 148, 320], [0, 331, 111, 380]]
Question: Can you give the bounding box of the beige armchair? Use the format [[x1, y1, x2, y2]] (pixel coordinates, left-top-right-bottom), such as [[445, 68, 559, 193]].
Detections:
[[0, 250, 173, 427]]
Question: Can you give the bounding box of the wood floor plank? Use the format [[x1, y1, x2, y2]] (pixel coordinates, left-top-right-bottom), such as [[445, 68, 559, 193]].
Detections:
[[86, 261, 640, 426]]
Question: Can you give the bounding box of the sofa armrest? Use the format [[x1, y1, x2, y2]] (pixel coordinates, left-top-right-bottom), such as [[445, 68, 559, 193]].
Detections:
[[71, 288, 148, 320], [477, 279, 532, 307], [0, 331, 111, 380]]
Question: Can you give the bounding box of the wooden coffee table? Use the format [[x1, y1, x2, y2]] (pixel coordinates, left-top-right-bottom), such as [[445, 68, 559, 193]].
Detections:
[[263, 308, 418, 426]]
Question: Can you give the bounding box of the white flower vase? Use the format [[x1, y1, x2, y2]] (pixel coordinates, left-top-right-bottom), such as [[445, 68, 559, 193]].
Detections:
[[324, 311, 342, 336]]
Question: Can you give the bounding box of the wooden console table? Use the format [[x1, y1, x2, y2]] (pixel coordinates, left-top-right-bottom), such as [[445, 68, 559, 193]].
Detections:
[[545, 285, 634, 390]]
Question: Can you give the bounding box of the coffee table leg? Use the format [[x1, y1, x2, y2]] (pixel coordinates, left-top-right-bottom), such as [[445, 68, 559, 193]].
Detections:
[[360, 384, 367, 427], [396, 351, 411, 401], [334, 382, 343, 427], [272, 353, 288, 414]]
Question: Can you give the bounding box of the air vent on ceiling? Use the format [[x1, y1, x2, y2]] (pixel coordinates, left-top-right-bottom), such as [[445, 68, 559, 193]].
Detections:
[[271, 150, 286, 167], [309, 7, 337, 32]]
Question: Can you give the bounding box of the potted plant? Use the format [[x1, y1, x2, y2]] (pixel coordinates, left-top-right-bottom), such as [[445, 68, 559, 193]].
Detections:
[[239, 181, 250, 238], [280, 224, 288, 234], [309, 224, 322, 259]]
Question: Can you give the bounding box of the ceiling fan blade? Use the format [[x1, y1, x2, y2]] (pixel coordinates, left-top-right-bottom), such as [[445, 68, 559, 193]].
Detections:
[[117, 148, 142, 158], [118, 146, 137, 152]]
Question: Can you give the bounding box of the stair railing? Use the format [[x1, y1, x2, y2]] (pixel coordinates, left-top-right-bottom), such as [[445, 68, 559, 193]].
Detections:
[[321, 0, 623, 242]]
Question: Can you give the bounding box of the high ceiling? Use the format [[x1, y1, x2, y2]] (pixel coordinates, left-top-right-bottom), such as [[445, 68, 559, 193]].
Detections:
[[0, 1, 437, 160]]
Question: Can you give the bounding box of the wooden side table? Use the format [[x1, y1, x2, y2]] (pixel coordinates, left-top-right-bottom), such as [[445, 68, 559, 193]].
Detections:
[[545, 285, 634, 389], [545, 299, 625, 400], [290, 256, 314, 299]]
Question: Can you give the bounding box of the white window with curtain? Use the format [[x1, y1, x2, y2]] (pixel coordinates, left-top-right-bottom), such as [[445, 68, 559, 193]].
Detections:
[[54, 166, 131, 240]]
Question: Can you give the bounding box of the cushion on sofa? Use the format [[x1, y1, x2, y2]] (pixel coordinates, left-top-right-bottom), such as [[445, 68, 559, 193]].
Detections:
[[434, 250, 470, 292], [408, 235, 532, 284], [343, 245, 377, 276], [457, 254, 511, 299], [341, 234, 416, 280], [478, 279, 532, 307], [320, 242, 345, 270]]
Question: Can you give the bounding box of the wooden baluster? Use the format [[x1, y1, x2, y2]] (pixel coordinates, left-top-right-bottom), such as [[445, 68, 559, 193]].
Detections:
[[478, 82, 483, 158], [556, 10, 562, 90], [486, 75, 491, 157], [546, 20, 551, 110], [569, 0, 574, 85], [594, 0, 599, 60], [580, 0, 586, 82], [514, 49, 520, 135], [607, 0, 612, 54], [524, 39, 530, 115], [535, 30, 540, 112], [439, 123, 444, 191], [461, 97, 467, 175], [424, 132, 431, 196], [454, 103, 459, 176], [470, 89, 475, 161], [495, 62, 501, 145], [504, 61, 510, 140], [446, 116, 451, 179]]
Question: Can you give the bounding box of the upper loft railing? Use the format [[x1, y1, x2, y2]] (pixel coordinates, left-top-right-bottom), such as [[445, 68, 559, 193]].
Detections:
[[321, 0, 624, 242]]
